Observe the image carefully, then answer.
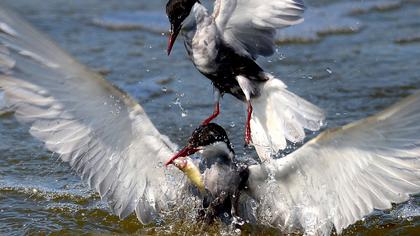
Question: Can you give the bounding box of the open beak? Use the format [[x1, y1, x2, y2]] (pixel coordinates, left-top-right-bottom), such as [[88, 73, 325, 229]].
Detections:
[[165, 145, 199, 166], [167, 23, 182, 56]]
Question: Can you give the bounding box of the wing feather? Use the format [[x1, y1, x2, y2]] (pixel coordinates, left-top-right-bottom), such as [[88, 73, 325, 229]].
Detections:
[[248, 91, 420, 235], [0, 5, 183, 223], [215, 0, 305, 58]]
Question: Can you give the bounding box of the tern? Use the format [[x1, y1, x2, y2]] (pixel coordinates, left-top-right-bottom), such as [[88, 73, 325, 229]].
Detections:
[[1, 5, 420, 236], [165, 0, 325, 160]]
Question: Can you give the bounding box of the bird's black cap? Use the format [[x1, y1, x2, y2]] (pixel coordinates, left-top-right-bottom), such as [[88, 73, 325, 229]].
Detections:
[[165, 123, 233, 166], [166, 0, 199, 55], [166, 0, 198, 25], [188, 123, 233, 153]]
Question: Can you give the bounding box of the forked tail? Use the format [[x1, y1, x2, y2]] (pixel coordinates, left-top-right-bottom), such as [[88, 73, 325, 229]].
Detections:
[[250, 78, 325, 161]]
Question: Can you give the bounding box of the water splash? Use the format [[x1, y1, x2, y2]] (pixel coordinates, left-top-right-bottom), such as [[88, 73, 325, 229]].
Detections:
[[173, 93, 188, 118], [391, 199, 420, 220]]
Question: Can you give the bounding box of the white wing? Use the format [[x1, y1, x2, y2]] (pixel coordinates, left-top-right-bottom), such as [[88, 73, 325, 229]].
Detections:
[[214, 0, 305, 58], [0, 6, 184, 223], [0, 91, 7, 113], [248, 92, 420, 235]]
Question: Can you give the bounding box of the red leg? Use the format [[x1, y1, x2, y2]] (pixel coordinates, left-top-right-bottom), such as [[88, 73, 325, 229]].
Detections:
[[202, 102, 220, 125], [245, 101, 253, 144]]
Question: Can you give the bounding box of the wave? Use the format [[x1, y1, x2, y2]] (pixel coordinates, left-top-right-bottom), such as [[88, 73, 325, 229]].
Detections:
[[92, 11, 167, 35], [0, 179, 98, 203], [349, 1, 402, 15], [92, 1, 402, 45], [395, 35, 420, 45], [277, 0, 402, 44]]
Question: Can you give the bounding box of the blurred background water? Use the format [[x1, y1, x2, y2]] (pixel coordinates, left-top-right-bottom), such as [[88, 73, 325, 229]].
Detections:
[[0, 0, 419, 235]]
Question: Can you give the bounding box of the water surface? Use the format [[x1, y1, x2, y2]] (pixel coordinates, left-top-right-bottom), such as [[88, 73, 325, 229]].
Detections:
[[0, 0, 420, 235]]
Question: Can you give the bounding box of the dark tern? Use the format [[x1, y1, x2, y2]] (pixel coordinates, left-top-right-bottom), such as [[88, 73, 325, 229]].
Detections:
[[1, 4, 420, 236], [166, 0, 325, 160]]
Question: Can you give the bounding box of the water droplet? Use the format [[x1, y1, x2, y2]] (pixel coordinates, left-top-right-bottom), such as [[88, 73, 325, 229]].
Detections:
[[161, 87, 168, 92], [278, 54, 286, 60], [181, 112, 187, 117], [326, 68, 333, 74]]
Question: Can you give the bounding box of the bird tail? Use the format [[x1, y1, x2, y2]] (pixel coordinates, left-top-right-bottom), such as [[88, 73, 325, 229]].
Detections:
[[250, 77, 325, 161]]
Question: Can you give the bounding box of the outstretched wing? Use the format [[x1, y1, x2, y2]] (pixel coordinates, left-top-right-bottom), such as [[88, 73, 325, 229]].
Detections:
[[0, 5, 183, 223], [248, 92, 420, 235], [214, 0, 305, 59], [0, 91, 7, 113]]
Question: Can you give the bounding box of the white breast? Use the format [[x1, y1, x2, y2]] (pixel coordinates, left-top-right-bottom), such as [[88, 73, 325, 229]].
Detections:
[[190, 4, 220, 74]]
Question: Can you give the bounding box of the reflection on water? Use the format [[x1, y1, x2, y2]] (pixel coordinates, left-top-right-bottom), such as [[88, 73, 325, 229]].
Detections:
[[0, 0, 419, 235]]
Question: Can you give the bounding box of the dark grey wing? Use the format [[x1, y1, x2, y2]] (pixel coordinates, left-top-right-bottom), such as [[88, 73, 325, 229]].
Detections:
[[0, 5, 183, 223], [248, 92, 420, 234]]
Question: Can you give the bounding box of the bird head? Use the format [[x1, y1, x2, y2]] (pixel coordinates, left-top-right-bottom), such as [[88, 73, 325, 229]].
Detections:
[[165, 123, 234, 166], [166, 0, 199, 55]]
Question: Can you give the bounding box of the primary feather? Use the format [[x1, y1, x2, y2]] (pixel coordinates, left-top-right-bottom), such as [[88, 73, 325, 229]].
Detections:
[[214, 0, 305, 58], [248, 91, 420, 235], [0, 5, 184, 223]]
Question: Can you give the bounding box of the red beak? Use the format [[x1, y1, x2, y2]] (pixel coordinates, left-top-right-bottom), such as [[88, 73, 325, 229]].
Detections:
[[167, 24, 181, 56], [165, 146, 199, 166]]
